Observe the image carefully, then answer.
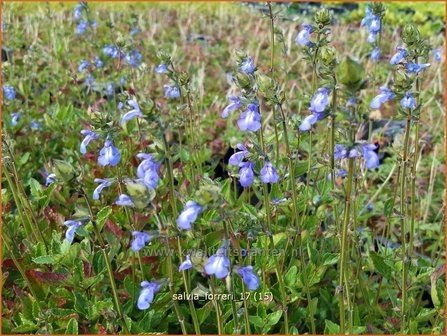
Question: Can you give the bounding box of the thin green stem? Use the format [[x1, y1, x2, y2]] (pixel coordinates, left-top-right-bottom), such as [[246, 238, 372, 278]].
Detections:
[[267, 2, 280, 166], [258, 113, 289, 334], [81, 190, 130, 334], [400, 110, 412, 334], [338, 158, 354, 335]]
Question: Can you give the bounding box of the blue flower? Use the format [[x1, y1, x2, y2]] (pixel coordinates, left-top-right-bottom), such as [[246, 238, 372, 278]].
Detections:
[[179, 255, 193, 272], [346, 98, 357, 107], [136, 153, 160, 189], [121, 98, 143, 124], [260, 161, 279, 184], [237, 102, 261, 132], [310, 87, 330, 113], [125, 50, 142, 67], [272, 198, 287, 205], [334, 144, 359, 160], [3, 86, 15, 100], [155, 63, 168, 74], [299, 114, 318, 132], [45, 173, 56, 186], [115, 194, 134, 207], [164, 84, 180, 99], [117, 102, 124, 110], [400, 91, 416, 110], [204, 245, 230, 279], [407, 63, 430, 74], [98, 139, 121, 167], [237, 266, 260, 290], [240, 56, 255, 74], [64, 219, 88, 244], [130, 27, 139, 36], [80, 129, 98, 155], [107, 83, 115, 97], [370, 47, 380, 61], [228, 143, 248, 166], [73, 4, 83, 20], [103, 45, 121, 58], [137, 281, 162, 310], [85, 74, 95, 87], [131, 231, 153, 252], [370, 86, 394, 109], [361, 144, 380, 169], [295, 24, 313, 47], [361, 7, 380, 43], [177, 201, 203, 230], [390, 47, 408, 65], [433, 48, 442, 62], [78, 60, 89, 73], [239, 161, 254, 187], [30, 120, 42, 130], [93, 178, 111, 200], [222, 95, 243, 118], [95, 56, 103, 68], [11, 112, 20, 126], [76, 21, 89, 35], [327, 168, 347, 181]]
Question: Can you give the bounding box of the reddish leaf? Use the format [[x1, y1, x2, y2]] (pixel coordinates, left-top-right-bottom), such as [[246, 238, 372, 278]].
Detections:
[[105, 219, 124, 238]]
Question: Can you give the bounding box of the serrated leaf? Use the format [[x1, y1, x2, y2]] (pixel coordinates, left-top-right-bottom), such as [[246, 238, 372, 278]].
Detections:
[[96, 206, 112, 232], [370, 252, 393, 279], [324, 319, 340, 334], [322, 253, 340, 266], [65, 318, 78, 334], [32, 255, 58, 265]]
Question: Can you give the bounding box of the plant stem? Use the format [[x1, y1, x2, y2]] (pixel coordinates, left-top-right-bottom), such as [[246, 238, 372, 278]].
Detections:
[[409, 75, 421, 260], [162, 130, 199, 334], [338, 158, 354, 335], [330, 83, 337, 188], [209, 277, 224, 334], [267, 2, 280, 166], [258, 110, 289, 334], [81, 189, 130, 334], [400, 109, 412, 334], [222, 218, 240, 334]]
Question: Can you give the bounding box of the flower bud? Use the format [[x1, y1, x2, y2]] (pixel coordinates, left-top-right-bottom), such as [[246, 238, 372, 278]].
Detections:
[[315, 9, 331, 27], [179, 73, 190, 86], [233, 49, 247, 63], [402, 23, 420, 46], [371, 2, 386, 18], [235, 72, 252, 90], [321, 46, 337, 66], [256, 73, 277, 99], [52, 159, 76, 182], [125, 180, 155, 209]]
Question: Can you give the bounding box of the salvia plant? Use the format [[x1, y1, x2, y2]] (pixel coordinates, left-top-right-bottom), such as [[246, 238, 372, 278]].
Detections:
[[1, 1, 445, 335]]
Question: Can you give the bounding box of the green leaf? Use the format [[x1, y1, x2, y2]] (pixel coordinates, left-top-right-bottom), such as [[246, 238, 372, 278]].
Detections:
[[324, 319, 340, 334], [285, 266, 297, 287], [266, 310, 282, 326], [32, 255, 59, 265], [11, 323, 37, 333], [65, 318, 78, 334], [322, 253, 340, 266], [370, 251, 393, 279], [196, 301, 214, 324], [29, 178, 42, 198], [96, 206, 112, 232], [248, 316, 264, 328]]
